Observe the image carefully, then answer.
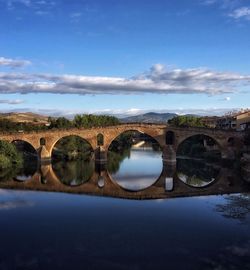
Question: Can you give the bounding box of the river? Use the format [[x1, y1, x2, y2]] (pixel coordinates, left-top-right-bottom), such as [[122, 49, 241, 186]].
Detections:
[[0, 144, 249, 269]]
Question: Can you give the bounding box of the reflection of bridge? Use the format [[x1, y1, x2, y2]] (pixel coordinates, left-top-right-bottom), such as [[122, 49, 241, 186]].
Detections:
[[0, 162, 248, 200], [0, 123, 245, 163]]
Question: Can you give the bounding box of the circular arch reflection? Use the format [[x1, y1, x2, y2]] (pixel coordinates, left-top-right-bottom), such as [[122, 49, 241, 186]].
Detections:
[[176, 134, 221, 187], [12, 140, 38, 182], [51, 135, 94, 186], [107, 130, 163, 191]]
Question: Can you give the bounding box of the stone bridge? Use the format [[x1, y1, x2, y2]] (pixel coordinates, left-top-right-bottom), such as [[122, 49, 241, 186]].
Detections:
[[0, 123, 245, 163]]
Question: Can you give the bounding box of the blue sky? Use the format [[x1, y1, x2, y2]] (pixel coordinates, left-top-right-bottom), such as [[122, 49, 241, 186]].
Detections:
[[0, 0, 250, 117]]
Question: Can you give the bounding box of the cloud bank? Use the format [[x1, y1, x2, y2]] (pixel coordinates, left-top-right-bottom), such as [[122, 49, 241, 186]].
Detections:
[[0, 64, 250, 96], [0, 99, 24, 104], [0, 57, 31, 68]]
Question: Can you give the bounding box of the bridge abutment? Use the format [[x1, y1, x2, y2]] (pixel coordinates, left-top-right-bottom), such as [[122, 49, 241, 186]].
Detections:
[[37, 145, 52, 164], [162, 145, 177, 163], [94, 146, 108, 164]]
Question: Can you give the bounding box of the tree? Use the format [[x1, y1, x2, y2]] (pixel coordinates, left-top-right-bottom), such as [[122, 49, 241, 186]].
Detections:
[[168, 116, 206, 128], [0, 140, 23, 170]]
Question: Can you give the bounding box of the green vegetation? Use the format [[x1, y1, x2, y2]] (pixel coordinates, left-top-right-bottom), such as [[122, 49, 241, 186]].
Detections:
[[52, 136, 93, 161], [0, 140, 23, 170], [49, 114, 119, 129], [168, 115, 206, 128], [0, 114, 120, 133], [0, 118, 48, 132], [109, 131, 134, 152], [177, 135, 220, 160], [52, 160, 94, 186], [107, 149, 130, 174]]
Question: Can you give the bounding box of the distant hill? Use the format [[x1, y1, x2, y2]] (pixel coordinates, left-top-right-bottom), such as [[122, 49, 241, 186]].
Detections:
[[0, 112, 49, 124], [120, 112, 178, 123]]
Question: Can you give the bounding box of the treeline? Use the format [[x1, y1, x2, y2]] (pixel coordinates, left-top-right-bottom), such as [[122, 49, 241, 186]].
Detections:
[[0, 118, 48, 132], [0, 114, 120, 132], [49, 114, 119, 129], [168, 116, 206, 128]]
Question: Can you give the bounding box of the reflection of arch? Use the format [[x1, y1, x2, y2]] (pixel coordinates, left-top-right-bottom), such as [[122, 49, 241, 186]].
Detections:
[[166, 131, 175, 145], [40, 137, 46, 146], [97, 133, 104, 146], [176, 134, 222, 157], [176, 158, 220, 188], [11, 139, 38, 181]]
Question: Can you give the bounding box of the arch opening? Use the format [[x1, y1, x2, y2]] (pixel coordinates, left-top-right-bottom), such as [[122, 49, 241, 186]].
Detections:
[[40, 137, 46, 146], [97, 133, 104, 146], [51, 135, 94, 186], [11, 140, 38, 182], [166, 131, 175, 145], [176, 134, 221, 188], [107, 130, 163, 191]]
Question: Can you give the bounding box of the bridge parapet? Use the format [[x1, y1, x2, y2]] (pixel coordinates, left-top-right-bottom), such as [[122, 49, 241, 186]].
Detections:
[[0, 124, 245, 163]]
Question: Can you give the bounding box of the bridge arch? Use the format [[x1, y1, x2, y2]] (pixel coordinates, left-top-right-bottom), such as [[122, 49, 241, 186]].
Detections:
[[49, 134, 95, 157], [176, 133, 223, 156], [107, 129, 163, 191], [12, 139, 38, 156], [106, 128, 163, 151], [50, 134, 94, 160]]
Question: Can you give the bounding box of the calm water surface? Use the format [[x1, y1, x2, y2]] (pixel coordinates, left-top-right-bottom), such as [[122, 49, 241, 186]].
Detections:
[[0, 145, 249, 269], [109, 146, 163, 191], [0, 190, 249, 269]]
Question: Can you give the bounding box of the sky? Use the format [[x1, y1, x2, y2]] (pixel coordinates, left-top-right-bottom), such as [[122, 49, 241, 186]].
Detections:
[[0, 0, 250, 117]]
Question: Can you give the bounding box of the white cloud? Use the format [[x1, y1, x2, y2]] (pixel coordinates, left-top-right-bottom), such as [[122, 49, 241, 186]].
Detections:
[[70, 12, 82, 23], [0, 64, 249, 96], [70, 12, 82, 18], [0, 57, 31, 68], [202, 0, 218, 5], [229, 6, 250, 20], [0, 99, 24, 104]]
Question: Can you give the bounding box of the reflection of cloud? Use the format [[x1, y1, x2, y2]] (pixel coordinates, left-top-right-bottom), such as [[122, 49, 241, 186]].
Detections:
[[227, 242, 250, 256], [201, 240, 250, 269], [0, 200, 34, 210], [113, 175, 159, 190]]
